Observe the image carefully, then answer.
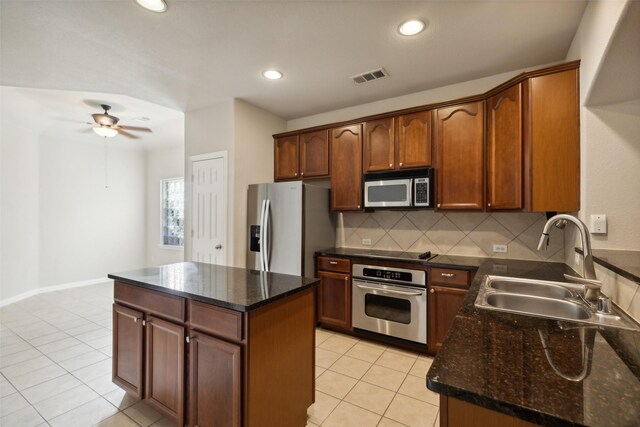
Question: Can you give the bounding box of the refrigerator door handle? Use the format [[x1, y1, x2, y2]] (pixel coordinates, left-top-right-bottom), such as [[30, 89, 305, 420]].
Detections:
[[259, 200, 267, 271], [263, 199, 271, 272]]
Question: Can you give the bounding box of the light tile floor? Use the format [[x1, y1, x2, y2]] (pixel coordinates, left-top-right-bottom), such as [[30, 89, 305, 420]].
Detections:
[[1, 282, 439, 427]]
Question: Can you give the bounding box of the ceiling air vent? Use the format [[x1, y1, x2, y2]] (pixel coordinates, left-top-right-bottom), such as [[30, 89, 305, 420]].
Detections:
[[351, 68, 389, 84]]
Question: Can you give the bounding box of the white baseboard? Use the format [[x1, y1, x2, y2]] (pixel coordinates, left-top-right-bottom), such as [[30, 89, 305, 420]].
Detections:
[[0, 277, 113, 307]]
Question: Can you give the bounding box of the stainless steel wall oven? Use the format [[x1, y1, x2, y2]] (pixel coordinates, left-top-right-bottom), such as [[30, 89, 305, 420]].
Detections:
[[351, 264, 427, 344]]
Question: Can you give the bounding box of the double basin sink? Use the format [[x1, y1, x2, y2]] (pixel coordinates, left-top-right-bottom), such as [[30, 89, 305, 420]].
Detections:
[[475, 275, 640, 331]]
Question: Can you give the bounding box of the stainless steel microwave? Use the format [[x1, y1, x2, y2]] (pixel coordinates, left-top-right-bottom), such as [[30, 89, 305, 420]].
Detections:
[[363, 169, 434, 208]]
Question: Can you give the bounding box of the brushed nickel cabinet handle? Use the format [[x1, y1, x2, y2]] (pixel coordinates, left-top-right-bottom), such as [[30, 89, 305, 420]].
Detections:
[[399, 162, 403, 166], [430, 288, 435, 294], [344, 277, 349, 282], [389, 163, 393, 167], [301, 172, 304, 176], [441, 273, 456, 278], [142, 320, 147, 326], [488, 203, 492, 207], [294, 172, 298, 176], [329, 261, 338, 265]]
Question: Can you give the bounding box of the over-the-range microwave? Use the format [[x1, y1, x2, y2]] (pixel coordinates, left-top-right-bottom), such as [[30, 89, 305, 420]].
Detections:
[[363, 168, 434, 208]]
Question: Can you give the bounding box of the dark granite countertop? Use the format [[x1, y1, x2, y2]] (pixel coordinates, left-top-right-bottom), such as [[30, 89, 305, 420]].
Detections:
[[427, 258, 640, 426], [316, 247, 436, 265], [576, 247, 640, 283], [108, 262, 318, 312]]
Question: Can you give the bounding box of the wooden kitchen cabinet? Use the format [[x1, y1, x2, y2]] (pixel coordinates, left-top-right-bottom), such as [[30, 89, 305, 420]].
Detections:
[[363, 113, 432, 172], [274, 135, 299, 180], [331, 124, 363, 211], [363, 117, 395, 172], [300, 130, 330, 178], [113, 283, 187, 424], [145, 316, 185, 423], [317, 271, 352, 331], [112, 304, 144, 399], [487, 84, 523, 210], [396, 110, 432, 169], [428, 268, 471, 353], [275, 131, 329, 181], [525, 68, 579, 212], [189, 332, 241, 427], [435, 101, 485, 210], [317, 256, 352, 332]]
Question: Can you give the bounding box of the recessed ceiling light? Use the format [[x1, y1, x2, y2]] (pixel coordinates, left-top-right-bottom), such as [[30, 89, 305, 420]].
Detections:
[[135, 0, 167, 13], [398, 20, 425, 36], [262, 70, 283, 80]]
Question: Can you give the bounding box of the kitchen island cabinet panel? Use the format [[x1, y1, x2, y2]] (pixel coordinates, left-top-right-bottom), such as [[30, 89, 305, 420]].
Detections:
[[145, 315, 185, 422], [189, 332, 241, 427], [112, 304, 144, 399], [110, 263, 318, 427]]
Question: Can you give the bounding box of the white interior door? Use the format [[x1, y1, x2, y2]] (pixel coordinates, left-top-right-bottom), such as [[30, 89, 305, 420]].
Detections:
[[191, 156, 225, 265]]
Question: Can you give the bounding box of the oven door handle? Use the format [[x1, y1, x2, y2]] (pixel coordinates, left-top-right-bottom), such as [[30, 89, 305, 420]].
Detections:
[[355, 284, 424, 296]]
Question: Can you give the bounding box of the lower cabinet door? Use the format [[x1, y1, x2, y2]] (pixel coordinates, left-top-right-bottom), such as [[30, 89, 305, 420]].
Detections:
[[145, 315, 185, 423], [428, 285, 468, 352], [113, 304, 144, 399], [189, 332, 241, 427], [317, 271, 351, 331]]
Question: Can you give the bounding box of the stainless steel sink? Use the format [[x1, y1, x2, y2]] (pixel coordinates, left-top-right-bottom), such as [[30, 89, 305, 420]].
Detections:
[[475, 275, 640, 331], [489, 279, 574, 299], [485, 293, 590, 321]]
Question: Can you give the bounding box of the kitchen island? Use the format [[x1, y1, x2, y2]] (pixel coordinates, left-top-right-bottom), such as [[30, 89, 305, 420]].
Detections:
[[108, 262, 318, 427], [427, 258, 640, 426]]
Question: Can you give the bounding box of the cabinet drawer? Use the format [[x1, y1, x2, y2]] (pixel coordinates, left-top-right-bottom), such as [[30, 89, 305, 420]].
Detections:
[[189, 300, 243, 343], [114, 282, 186, 323], [317, 257, 350, 273], [430, 268, 469, 288]]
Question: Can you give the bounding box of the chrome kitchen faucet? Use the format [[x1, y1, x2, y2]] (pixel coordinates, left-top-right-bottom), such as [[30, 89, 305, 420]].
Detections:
[[537, 214, 603, 304]]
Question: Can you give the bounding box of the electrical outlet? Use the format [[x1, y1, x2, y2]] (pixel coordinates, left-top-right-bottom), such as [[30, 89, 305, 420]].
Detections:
[[362, 239, 372, 246], [493, 264, 508, 273], [493, 244, 508, 253]]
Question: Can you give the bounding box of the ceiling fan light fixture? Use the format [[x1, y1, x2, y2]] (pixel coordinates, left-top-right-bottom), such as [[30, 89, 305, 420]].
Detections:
[[135, 0, 167, 13], [398, 19, 425, 36], [262, 70, 283, 80], [93, 126, 119, 138]]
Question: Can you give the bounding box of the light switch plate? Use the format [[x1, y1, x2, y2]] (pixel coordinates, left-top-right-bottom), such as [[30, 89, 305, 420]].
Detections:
[[590, 214, 607, 234]]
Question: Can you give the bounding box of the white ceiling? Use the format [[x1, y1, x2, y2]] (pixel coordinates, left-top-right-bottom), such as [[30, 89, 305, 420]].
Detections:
[[1, 1, 588, 120], [5, 87, 184, 151]]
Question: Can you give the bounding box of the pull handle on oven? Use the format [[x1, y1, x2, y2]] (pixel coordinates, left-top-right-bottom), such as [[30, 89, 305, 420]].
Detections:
[[355, 284, 424, 296]]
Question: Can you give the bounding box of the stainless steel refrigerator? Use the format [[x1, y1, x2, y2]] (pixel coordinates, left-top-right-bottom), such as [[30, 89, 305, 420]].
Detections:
[[247, 181, 335, 276]]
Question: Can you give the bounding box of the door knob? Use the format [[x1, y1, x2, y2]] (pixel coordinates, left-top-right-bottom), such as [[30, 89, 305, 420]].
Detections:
[[215, 244, 222, 250]]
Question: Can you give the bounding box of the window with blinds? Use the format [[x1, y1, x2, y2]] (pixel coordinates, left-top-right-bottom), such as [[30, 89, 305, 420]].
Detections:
[[161, 178, 184, 246]]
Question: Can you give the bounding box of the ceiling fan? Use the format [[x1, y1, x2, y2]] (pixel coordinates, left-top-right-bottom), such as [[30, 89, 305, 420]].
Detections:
[[89, 104, 152, 139]]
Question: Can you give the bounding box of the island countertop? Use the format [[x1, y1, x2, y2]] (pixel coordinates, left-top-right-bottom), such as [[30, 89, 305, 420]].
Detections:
[[108, 261, 319, 312], [427, 258, 640, 427]]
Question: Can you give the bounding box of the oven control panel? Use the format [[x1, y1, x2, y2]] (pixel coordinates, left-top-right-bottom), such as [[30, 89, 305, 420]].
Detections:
[[352, 264, 426, 287]]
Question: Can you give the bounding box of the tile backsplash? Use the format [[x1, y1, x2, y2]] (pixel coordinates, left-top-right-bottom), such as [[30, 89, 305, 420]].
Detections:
[[336, 210, 565, 262]]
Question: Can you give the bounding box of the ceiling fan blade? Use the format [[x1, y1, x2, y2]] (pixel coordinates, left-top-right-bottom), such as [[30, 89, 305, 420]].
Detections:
[[118, 130, 140, 139], [118, 125, 152, 132]]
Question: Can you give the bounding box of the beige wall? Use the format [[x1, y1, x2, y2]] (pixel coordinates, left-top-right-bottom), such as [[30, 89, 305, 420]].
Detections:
[[184, 99, 285, 267], [184, 100, 235, 263], [232, 100, 285, 267], [146, 145, 185, 267]]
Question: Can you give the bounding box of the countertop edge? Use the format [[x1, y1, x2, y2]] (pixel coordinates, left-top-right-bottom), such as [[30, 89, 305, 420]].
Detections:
[[108, 274, 319, 313], [426, 377, 580, 427]]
